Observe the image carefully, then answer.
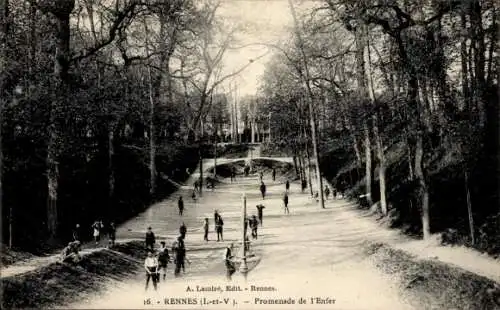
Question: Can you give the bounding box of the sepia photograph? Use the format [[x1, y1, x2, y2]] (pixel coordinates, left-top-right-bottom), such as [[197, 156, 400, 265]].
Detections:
[[1, 0, 499, 309]]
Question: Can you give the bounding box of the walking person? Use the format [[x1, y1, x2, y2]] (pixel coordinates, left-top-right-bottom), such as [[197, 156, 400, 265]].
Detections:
[[260, 181, 266, 200], [332, 187, 337, 199], [272, 168, 276, 181], [108, 222, 116, 247], [91, 220, 103, 245], [256, 204, 265, 226], [178, 196, 184, 216], [203, 218, 209, 242], [216, 215, 224, 242], [285, 180, 290, 193], [224, 243, 236, 280], [324, 186, 330, 200], [72, 224, 81, 242], [230, 167, 236, 182], [250, 215, 259, 239], [283, 192, 289, 214], [179, 222, 187, 239], [157, 241, 170, 281], [191, 190, 197, 201], [173, 235, 189, 277], [144, 250, 159, 291], [145, 226, 156, 251]]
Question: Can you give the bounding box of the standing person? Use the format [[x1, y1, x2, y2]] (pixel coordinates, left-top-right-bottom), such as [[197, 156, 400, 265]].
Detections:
[[216, 215, 224, 242], [324, 186, 330, 200], [194, 179, 199, 193], [224, 243, 236, 280], [283, 192, 289, 214], [72, 224, 81, 242], [332, 187, 337, 199], [272, 168, 276, 181], [179, 222, 187, 239], [157, 241, 170, 281], [144, 250, 159, 291], [301, 179, 307, 193], [259, 171, 264, 182], [173, 235, 188, 276], [108, 222, 116, 247], [145, 227, 156, 251], [91, 220, 102, 245], [256, 204, 265, 226], [178, 196, 184, 216], [260, 181, 266, 199], [203, 218, 209, 242], [285, 180, 290, 193], [230, 167, 236, 182], [250, 215, 258, 239]]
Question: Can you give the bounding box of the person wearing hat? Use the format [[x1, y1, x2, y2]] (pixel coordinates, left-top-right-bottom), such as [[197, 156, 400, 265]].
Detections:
[[144, 250, 159, 291]]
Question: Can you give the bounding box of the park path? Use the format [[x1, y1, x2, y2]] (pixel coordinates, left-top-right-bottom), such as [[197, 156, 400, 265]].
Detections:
[[67, 147, 415, 309]]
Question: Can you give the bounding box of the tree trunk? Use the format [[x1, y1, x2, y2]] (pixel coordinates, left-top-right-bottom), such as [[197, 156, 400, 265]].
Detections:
[[470, 0, 486, 126], [108, 126, 114, 199], [199, 146, 203, 197], [2, 0, 10, 246], [364, 29, 387, 214], [355, 23, 373, 208], [43, 0, 74, 240], [304, 128, 314, 197], [147, 66, 156, 196], [415, 130, 430, 239], [464, 170, 475, 245]]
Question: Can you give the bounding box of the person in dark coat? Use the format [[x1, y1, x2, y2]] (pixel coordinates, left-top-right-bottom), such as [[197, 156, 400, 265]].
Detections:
[[108, 222, 116, 247], [283, 193, 289, 214], [145, 227, 156, 251], [250, 215, 259, 239], [285, 180, 290, 192], [256, 204, 265, 226], [224, 243, 236, 280], [272, 168, 276, 181], [260, 181, 266, 199], [157, 241, 170, 281], [203, 218, 209, 242], [301, 179, 307, 193], [216, 215, 224, 241], [324, 186, 330, 200], [178, 196, 184, 216], [179, 222, 187, 239]]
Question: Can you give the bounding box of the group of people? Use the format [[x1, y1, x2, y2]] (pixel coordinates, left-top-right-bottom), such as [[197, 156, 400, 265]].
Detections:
[[143, 226, 190, 291], [70, 219, 117, 248]]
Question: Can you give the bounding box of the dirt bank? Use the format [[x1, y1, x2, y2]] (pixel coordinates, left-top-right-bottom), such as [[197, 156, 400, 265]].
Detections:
[[1, 241, 145, 309], [366, 243, 500, 310]]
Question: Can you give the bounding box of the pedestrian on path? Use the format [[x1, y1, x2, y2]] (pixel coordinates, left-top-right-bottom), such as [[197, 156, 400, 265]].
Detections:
[[216, 215, 224, 242], [285, 180, 290, 193], [108, 222, 116, 247], [72, 224, 81, 242], [180, 222, 187, 239], [260, 181, 266, 199], [144, 250, 159, 291], [157, 241, 170, 281], [194, 179, 200, 192], [178, 196, 184, 216], [301, 179, 307, 193], [224, 243, 236, 280], [250, 215, 259, 239], [333, 187, 337, 199], [259, 171, 264, 182], [173, 235, 189, 276], [256, 204, 265, 226], [283, 192, 289, 214], [324, 186, 330, 200], [203, 218, 209, 242], [191, 190, 197, 201], [145, 226, 156, 251], [272, 168, 276, 181], [91, 220, 103, 245]]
